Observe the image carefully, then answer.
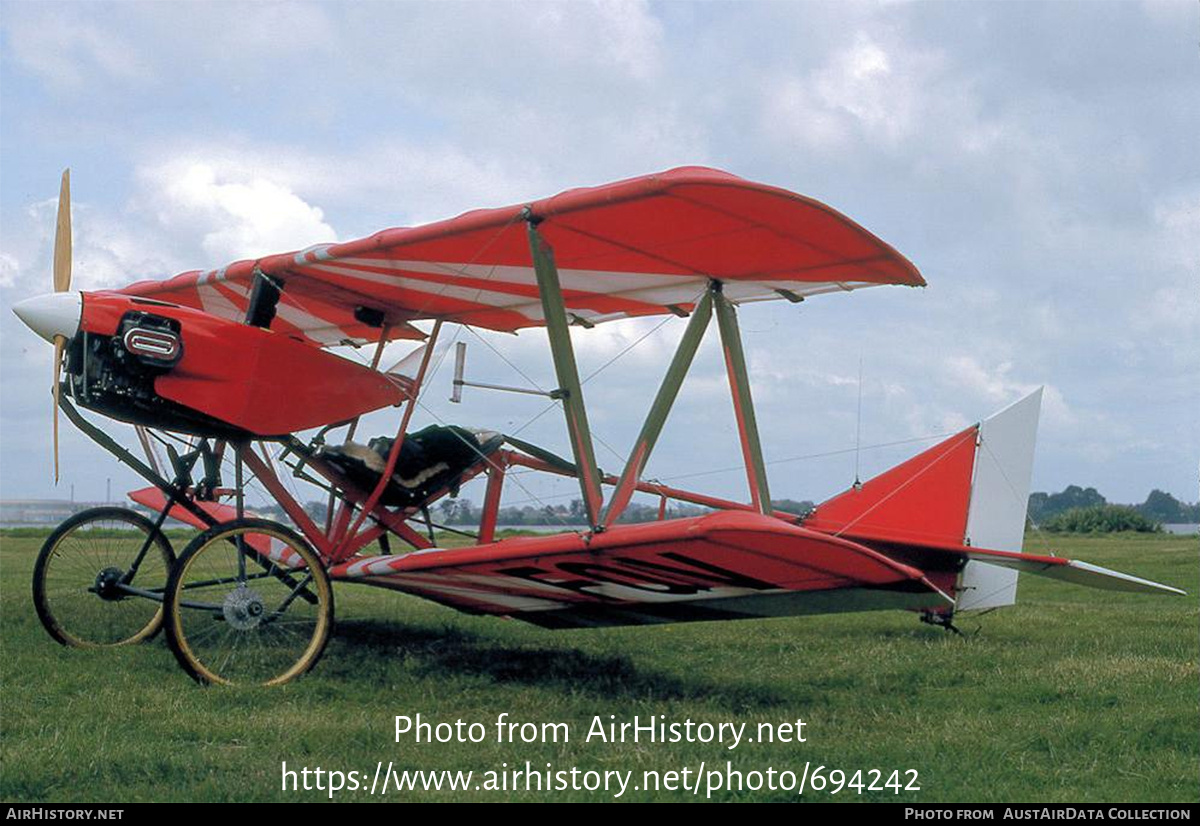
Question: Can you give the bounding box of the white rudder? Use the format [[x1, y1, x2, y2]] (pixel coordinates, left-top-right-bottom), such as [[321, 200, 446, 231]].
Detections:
[[956, 388, 1043, 611]]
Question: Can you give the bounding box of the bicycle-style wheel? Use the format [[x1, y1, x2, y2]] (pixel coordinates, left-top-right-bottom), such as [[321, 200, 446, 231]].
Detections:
[[164, 518, 333, 686], [33, 506, 176, 647]]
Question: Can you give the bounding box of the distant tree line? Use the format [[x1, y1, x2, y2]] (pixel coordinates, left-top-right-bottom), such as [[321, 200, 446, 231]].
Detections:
[[430, 497, 816, 526], [1028, 485, 1198, 527], [772, 499, 816, 517], [1026, 486, 1200, 534], [432, 498, 718, 526]]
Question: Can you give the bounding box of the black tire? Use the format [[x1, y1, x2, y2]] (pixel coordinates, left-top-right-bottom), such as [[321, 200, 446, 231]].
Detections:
[[32, 506, 176, 648], [164, 518, 333, 686]]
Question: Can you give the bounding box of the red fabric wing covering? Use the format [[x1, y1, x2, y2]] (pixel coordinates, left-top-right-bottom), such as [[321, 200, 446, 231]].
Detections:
[[803, 426, 980, 547], [326, 511, 949, 625], [116, 167, 923, 347]]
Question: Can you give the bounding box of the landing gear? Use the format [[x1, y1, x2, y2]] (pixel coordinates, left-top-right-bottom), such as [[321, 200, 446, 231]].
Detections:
[[32, 507, 176, 647], [164, 518, 333, 686]]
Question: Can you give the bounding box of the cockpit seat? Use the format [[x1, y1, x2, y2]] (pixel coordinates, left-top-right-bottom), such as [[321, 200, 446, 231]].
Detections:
[[318, 425, 504, 508]]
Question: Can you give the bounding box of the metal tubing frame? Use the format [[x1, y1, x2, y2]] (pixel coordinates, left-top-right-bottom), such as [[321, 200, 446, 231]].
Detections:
[[712, 284, 772, 514], [600, 288, 714, 527], [58, 396, 219, 530], [503, 450, 800, 522], [526, 218, 604, 530], [334, 320, 443, 558], [478, 459, 507, 544], [278, 436, 505, 557], [327, 327, 392, 532], [238, 441, 440, 563], [237, 444, 334, 557]]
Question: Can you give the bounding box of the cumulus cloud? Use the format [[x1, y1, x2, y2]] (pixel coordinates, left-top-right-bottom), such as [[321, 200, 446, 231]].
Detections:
[[9, 198, 169, 295], [4, 161, 339, 297], [139, 162, 338, 263], [764, 29, 953, 152], [941, 356, 1074, 428], [131, 141, 554, 235]]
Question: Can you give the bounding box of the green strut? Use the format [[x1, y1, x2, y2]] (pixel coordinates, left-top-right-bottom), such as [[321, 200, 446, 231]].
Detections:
[[712, 283, 772, 514], [601, 288, 714, 528], [526, 218, 605, 530]]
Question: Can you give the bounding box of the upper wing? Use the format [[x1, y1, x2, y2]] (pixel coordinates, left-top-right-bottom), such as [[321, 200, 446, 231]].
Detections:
[[116, 166, 924, 347]]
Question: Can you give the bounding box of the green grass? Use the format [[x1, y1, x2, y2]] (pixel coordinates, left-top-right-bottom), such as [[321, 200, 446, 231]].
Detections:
[[1, 530, 1196, 802]]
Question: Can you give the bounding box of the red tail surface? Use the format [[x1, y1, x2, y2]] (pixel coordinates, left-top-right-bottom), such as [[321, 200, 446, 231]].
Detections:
[[805, 390, 1046, 611], [803, 426, 979, 547]]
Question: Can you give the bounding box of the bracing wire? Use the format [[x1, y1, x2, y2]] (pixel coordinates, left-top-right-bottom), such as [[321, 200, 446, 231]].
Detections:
[[495, 430, 957, 509], [854, 355, 863, 488]]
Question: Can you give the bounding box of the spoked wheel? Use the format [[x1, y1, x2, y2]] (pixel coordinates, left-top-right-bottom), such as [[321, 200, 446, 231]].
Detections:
[[32, 506, 176, 647], [165, 518, 333, 686]]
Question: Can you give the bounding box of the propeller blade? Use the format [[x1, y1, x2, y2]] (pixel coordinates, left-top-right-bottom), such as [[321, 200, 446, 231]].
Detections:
[[52, 335, 65, 483], [54, 169, 71, 293]]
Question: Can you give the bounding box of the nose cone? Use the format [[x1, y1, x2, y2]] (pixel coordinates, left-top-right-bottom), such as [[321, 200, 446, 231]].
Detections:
[[12, 292, 82, 343]]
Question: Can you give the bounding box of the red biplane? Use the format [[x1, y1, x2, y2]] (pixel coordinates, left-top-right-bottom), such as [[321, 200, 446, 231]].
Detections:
[[13, 166, 1183, 686]]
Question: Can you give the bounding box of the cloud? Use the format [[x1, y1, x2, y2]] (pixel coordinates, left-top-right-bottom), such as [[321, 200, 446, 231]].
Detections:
[[763, 28, 954, 152], [138, 162, 338, 264], [1140, 191, 1200, 333], [4, 14, 151, 91], [10, 197, 169, 295], [5, 160, 338, 297], [0, 253, 18, 289], [941, 355, 1074, 427], [130, 140, 554, 236]]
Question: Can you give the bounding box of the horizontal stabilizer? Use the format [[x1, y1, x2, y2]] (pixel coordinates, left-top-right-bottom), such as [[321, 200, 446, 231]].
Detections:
[[1056, 561, 1187, 595], [962, 547, 1186, 596]]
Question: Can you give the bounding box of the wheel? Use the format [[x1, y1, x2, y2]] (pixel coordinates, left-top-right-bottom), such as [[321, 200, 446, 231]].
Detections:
[[164, 518, 333, 686], [32, 506, 176, 648]]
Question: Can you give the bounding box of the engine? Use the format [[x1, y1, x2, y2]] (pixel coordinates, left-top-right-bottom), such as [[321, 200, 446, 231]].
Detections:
[[67, 307, 247, 437]]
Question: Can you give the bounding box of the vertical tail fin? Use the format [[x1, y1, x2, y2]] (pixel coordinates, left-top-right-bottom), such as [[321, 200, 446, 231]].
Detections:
[[804, 389, 1043, 611], [956, 388, 1042, 610]]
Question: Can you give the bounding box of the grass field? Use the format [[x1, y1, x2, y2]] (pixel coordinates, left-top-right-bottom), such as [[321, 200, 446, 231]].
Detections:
[[1, 528, 1196, 803]]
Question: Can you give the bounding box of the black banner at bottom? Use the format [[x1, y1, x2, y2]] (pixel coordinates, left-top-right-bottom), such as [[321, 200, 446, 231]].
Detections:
[[3, 803, 1198, 815]]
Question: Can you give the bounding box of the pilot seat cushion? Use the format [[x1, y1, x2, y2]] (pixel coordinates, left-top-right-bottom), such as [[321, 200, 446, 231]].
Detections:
[[319, 425, 502, 508]]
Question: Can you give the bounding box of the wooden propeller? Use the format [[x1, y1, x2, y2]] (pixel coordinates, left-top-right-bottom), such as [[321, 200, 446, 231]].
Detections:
[[52, 169, 71, 483]]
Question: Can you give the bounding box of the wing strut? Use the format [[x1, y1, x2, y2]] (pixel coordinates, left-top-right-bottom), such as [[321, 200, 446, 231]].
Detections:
[[526, 214, 604, 530], [713, 283, 772, 514], [524, 216, 775, 529], [601, 288, 713, 527]]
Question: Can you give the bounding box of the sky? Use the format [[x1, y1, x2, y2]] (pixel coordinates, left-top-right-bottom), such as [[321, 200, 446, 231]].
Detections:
[[0, 0, 1197, 515]]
